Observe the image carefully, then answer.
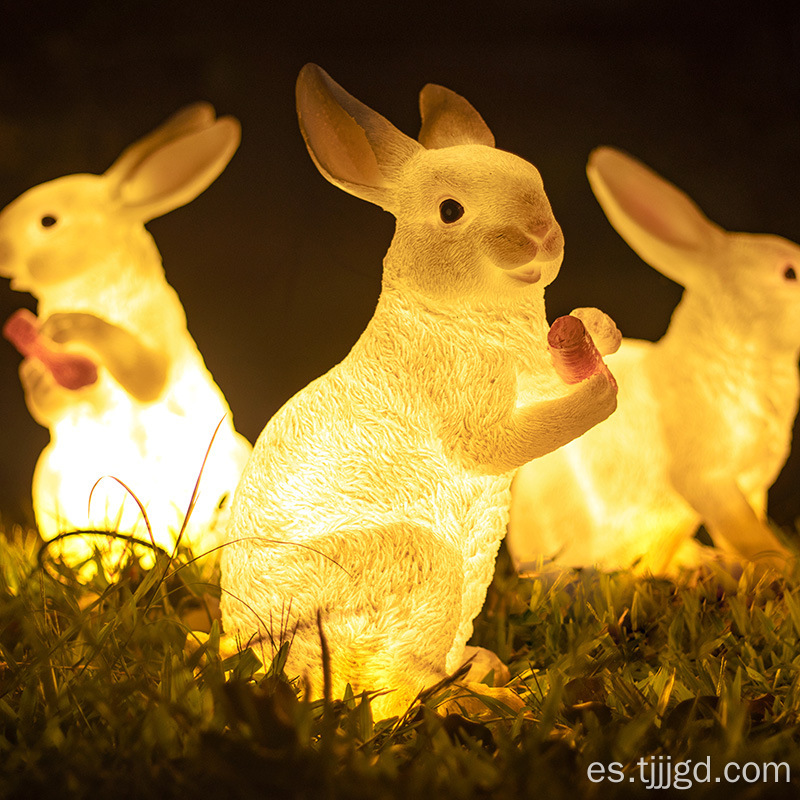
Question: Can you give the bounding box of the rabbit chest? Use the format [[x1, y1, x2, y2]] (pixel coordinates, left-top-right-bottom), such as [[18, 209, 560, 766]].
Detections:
[[714, 357, 799, 492], [653, 338, 799, 493]]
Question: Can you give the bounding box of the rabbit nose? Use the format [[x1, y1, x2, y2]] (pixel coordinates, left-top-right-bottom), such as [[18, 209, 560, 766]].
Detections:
[[0, 239, 13, 276], [527, 218, 553, 242], [536, 223, 564, 261]]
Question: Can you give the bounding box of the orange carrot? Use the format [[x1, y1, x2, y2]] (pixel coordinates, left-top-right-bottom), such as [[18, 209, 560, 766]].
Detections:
[[3, 309, 98, 390], [548, 314, 615, 387]]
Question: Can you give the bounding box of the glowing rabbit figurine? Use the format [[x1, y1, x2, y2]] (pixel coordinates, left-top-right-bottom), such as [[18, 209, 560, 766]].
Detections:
[[220, 65, 618, 718], [0, 103, 252, 566], [508, 146, 797, 575]]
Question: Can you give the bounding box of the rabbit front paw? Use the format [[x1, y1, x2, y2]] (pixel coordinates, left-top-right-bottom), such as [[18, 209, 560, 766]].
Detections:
[[574, 370, 618, 428], [20, 355, 103, 424], [5, 309, 98, 390], [41, 311, 109, 346], [42, 312, 168, 402], [19, 358, 73, 425], [568, 307, 622, 356]]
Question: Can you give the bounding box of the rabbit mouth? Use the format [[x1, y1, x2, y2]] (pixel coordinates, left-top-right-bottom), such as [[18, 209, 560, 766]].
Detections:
[[508, 264, 542, 284]]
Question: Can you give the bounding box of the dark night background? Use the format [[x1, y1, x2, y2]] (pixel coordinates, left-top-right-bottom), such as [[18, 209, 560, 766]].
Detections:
[[0, 1, 798, 531]]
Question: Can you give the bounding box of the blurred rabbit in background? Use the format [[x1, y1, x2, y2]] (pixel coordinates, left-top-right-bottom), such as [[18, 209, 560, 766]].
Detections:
[[509, 146, 798, 576], [1, 103, 252, 568]]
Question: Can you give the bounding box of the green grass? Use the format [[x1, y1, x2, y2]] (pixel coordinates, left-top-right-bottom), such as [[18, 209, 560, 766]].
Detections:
[[2, 522, 800, 799]]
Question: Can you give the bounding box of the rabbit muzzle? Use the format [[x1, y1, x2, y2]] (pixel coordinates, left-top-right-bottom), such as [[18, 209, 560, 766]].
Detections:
[[498, 222, 564, 285]]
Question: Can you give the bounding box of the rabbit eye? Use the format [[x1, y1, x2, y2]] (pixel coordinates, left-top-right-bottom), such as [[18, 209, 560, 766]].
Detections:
[[784, 265, 797, 281], [40, 215, 58, 228], [439, 199, 465, 224]]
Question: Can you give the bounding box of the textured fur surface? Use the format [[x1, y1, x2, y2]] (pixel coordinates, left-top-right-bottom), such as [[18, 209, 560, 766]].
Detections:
[[0, 104, 252, 558], [509, 147, 800, 575], [221, 65, 617, 718]]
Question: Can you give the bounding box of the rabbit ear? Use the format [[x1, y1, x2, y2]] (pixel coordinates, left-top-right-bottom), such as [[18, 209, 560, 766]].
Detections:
[[296, 64, 423, 210], [587, 147, 724, 287], [418, 84, 495, 149], [105, 103, 241, 221]]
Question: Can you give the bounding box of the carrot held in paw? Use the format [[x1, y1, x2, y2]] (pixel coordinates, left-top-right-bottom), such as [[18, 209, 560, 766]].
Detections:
[[548, 314, 615, 388], [3, 308, 98, 390]]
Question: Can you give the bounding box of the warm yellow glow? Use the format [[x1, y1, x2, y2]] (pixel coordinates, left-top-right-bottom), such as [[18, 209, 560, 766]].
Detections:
[[508, 146, 799, 575], [220, 65, 618, 719], [0, 104, 252, 571]]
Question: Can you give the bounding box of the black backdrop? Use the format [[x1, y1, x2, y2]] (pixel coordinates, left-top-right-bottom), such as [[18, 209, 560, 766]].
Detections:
[[1, 1, 798, 530]]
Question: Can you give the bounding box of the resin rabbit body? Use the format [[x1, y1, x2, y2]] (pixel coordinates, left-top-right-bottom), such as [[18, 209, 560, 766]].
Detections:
[[221, 65, 617, 717], [0, 104, 252, 558], [508, 147, 797, 574]]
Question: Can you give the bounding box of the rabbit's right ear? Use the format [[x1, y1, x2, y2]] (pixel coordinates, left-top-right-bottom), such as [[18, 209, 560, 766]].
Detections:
[[587, 147, 725, 287], [296, 64, 423, 210], [105, 103, 241, 222]]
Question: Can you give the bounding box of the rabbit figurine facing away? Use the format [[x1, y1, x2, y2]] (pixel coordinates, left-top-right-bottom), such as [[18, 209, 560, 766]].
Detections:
[[220, 65, 618, 718], [508, 146, 798, 576], [0, 104, 252, 567]]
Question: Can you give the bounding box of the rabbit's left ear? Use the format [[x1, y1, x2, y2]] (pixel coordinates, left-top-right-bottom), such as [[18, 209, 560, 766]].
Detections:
[[418, 84, 495, 149], [105, 103, 241, 221]]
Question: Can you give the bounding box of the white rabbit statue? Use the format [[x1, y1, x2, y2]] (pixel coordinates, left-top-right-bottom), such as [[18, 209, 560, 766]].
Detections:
[[0, 103, 252, 567], [508, 146, 798, 576], [220, 64, 618, 718]]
